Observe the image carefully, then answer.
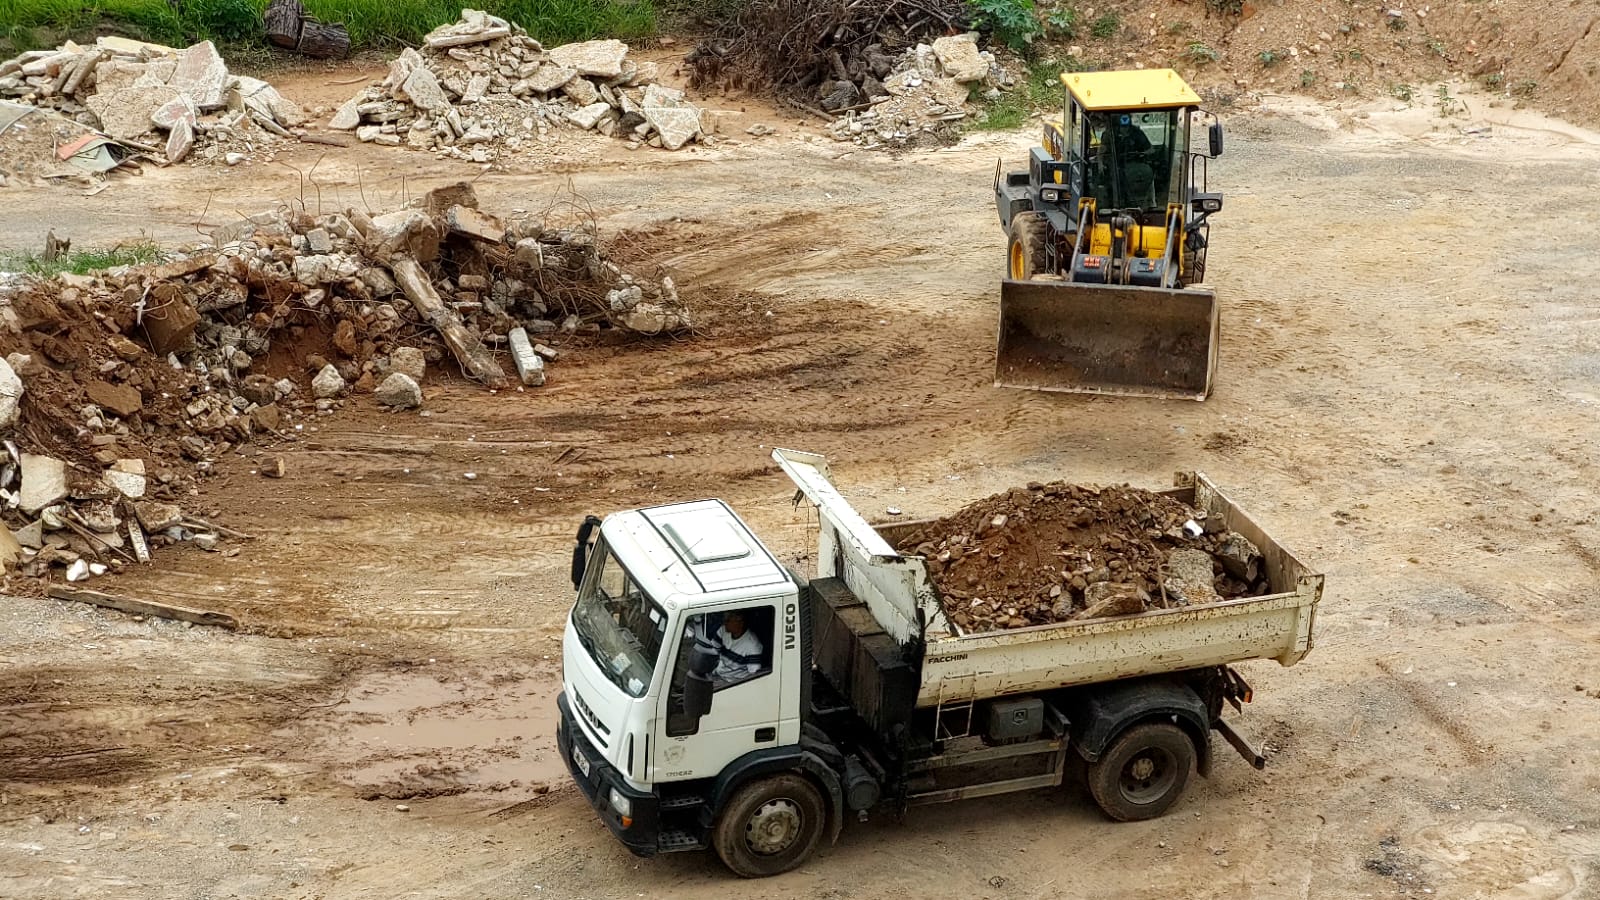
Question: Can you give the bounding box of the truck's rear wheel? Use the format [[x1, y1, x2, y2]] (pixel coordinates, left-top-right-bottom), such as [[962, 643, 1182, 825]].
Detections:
[[1087, 722, 1195, 822], [1007, 211, 1049, 281], [712, 774, 826, 878]]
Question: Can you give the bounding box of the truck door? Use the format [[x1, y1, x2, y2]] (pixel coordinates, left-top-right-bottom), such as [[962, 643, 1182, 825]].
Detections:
[[654, 602, 781, 782]]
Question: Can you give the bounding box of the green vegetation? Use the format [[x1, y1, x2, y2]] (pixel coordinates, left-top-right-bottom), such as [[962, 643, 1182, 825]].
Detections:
[[966, 0, 1041, 50], [970, 55, 1074, 132], [1205, 0, 1243, 13], [1044, 6, 1077, 39], [1300, 69, 1315, 88], [2, 0, 658, 56], [1511, 79, 1537, 98], [1182, 41, 1220, 65], [1089, 11, 1118, 39], [1389, 82, 1414, 102], [0, 240, 164, 277], [1257, 49, 1282, 67]]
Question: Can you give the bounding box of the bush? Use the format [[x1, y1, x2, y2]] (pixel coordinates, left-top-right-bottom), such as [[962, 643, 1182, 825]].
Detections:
[[966, 0, 1041, 51]]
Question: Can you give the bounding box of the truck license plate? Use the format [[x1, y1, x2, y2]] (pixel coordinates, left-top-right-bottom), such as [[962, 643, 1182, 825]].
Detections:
[[573, 746, 591, 778]]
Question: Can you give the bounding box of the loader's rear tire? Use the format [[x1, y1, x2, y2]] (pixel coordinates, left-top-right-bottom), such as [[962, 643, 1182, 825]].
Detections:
[[1086, 722, 1195, 822], [713, 774, 826, 878], [1007, 211, 1049, 281]]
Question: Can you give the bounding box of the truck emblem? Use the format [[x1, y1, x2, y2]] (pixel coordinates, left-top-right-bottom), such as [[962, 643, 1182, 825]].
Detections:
[[783, 601, 797, 650]]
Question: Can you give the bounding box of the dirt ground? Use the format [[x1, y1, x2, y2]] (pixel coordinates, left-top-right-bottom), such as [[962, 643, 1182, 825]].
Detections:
[[3, 59, 1600, 898]]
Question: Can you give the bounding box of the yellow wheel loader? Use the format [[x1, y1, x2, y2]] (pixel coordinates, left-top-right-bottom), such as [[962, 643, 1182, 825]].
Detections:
[[993, 69, 1224, 399]]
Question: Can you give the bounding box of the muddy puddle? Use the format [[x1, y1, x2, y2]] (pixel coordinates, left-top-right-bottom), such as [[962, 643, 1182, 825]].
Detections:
[[297, 663, 565, 800]]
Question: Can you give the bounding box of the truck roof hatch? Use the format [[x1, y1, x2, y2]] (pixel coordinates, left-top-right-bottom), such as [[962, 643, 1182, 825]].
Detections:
[[634, 500, 788, 595]]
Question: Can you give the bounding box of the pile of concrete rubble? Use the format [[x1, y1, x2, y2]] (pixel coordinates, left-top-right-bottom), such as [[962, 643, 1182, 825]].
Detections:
[[826, 33, 1008, 149], [332, 9, 710, 158], [0, 37, 303, 165], [0, 182, 688, 585]]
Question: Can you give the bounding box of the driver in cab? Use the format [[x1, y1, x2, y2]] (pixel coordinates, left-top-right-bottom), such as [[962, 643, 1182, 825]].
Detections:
[[689, 611, 764, 688]]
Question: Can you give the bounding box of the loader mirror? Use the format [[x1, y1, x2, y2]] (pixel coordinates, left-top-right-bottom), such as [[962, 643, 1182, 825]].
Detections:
[[683, 671, 714, 718], [1208, 121, 1224, 157]]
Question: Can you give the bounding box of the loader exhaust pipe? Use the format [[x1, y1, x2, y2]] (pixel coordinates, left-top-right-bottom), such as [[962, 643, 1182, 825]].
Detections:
[[995, 279, 1220, 400]]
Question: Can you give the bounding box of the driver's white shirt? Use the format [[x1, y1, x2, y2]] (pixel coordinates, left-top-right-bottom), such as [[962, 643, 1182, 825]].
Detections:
[[713, 626, 763, 684]]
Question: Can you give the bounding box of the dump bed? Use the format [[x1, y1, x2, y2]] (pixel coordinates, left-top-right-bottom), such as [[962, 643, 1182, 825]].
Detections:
[[775, 450, 1322, 709]]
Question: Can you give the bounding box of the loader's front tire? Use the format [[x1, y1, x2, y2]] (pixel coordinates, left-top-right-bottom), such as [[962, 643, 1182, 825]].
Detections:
[[712, 774, 827, 878], [1007, 211, 1049, 281]]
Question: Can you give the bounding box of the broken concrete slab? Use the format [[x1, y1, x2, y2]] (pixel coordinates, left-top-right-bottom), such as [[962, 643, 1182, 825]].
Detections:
[[367, 209, 442, 263], [423, 9, 513, 49], [133, 500, 183, 532], [165, 118, 194, 163], [329, 95, 362, 130], [0, 356, 22, 430], [547, 39, 628, 78], [567, 101, 612, 131], [562, 75, 600, 106], [401, 65, 450, 112], [641, 83, 700, 151], [525, 64, 577, 94], [622, 302, 692, 334], [388, 346, 426, 380], [150, 93, 196, 130], [444, 205, 504, 244], [507, 327, 546, 387], [932, 33, 988, 82], [1077, 583, 1150, 620], [20, 454, 67, 515], [87, 84, 180, 139], [169, 40, 229, 110], [103, 458, 147, 500]]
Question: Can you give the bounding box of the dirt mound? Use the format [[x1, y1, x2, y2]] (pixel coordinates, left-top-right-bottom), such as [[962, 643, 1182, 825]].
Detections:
[[892, 481, 1271, 633]]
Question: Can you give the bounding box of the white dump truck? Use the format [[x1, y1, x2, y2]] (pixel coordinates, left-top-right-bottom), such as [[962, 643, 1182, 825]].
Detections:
[[558, 450, 1322, 877]]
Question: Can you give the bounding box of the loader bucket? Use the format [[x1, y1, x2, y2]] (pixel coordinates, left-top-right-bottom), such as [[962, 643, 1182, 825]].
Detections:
[[995, 279, 1219, 400]]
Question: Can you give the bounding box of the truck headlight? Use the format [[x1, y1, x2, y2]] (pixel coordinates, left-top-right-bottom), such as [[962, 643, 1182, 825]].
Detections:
[[609, 787, 632, 817], [1041, 189, 1060, 203]]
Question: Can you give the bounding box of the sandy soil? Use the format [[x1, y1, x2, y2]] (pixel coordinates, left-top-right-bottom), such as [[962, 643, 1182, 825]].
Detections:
[[2, 68, 1600, 898]]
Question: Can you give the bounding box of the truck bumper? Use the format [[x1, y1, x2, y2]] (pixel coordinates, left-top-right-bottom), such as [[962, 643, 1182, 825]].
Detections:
[[557, 692, 660, 857]]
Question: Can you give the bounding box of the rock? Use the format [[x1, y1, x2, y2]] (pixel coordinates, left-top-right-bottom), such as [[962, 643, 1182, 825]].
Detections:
[[375, 372, 423, 409], [85, 380, 142, 418], [20, 454, 68, 515], [305, 228, 333, 254], [514, 238, 544, 269], [932, 33, 987, 82], [193, 533, 220, 551], [165, 119, 194, 163], [170, 41, 230, 110], [66, 558, 92, 582], [1164, 548, 1220, 606], [330, 95, 362, 130], [389, 347, 426, 380], [622, 302, 691, 335], [525, 64, 577, 94], [250, 404, 281, 432], [150, 94, 197, 130], [6, 353, 38, 377], [359, 267, 398, 297], [641, 83, 701, 151], [293, 254, 359, 285], [311, 364, 346, 399], [820, 80, 861, 111], [606, 285, 643, 311], [134, 501, 183, 532], [262, 456, 286, 478], [927, 75, 969, 110], [367, 210, 441, 263], [507, 327, 546, 387], [14, 520, 43, 551], [104, 458, 147, 500], [444, 205, 505, 243], [1216, 532, 1262, 582], [567, 101, 612, 130], [356, 124, 382, 142], [224, 152, 245, 166], [423, 10, 513, 49], [1077, 583, 1150, 620], [563, 76, 601, 106], [0, 357, 22, 430], [402, 66, 450, 112], [274, 378, 297, 399], [547, 39, 628, 78]]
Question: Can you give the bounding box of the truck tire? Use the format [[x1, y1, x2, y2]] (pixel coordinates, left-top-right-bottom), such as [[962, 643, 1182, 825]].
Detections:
[[1007, 211, 1049, 281], [712, 773, 827, 878], [1086, 722, 1195, 822]]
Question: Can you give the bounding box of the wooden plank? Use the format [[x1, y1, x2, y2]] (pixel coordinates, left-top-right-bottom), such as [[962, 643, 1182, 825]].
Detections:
[[46, 585, 238, 630]]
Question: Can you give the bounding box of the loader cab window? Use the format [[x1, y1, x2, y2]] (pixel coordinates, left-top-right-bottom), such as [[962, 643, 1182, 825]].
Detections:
[[1082, 109, 1181, 212]]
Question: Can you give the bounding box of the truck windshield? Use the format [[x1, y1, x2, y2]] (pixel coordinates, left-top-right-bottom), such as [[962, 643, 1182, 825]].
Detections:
[[570, 543, 668, 698]]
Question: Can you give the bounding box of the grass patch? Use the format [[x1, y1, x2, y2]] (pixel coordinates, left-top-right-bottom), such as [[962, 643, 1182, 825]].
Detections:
[[969, 56, 1076, 131], [1089, 12, 1119, 39], [0, 240, 165, 277], [1, 0, 659, 56]]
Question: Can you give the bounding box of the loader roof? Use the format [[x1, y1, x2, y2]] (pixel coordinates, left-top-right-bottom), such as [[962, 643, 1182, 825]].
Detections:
[[1061, 69, 1201, 111]]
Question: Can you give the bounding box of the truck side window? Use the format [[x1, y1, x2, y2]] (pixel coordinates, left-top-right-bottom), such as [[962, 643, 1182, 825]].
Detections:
[[665, 606, 775, 737]]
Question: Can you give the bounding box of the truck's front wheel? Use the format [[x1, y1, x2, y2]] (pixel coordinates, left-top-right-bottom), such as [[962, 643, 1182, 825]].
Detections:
[[712, 774, 826, 878], [1087, 722, 1195, 822]]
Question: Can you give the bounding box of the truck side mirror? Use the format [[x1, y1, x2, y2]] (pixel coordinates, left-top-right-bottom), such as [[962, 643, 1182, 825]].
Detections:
[[683, 671, 714, 718], [1208, 121, 1224, 158], [689, 645, 719, 677]]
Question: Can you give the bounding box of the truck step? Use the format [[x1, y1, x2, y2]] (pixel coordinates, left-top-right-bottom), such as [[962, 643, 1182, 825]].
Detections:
[[658, 829, 706, 853], [658, 794, 705, 811]]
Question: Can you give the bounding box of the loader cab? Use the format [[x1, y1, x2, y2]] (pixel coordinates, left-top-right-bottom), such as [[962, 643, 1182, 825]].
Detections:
[[1058, 69, 1208, 219]]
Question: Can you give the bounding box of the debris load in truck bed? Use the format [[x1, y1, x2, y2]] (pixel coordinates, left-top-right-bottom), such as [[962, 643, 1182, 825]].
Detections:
[[891, 481, 1270, 633]]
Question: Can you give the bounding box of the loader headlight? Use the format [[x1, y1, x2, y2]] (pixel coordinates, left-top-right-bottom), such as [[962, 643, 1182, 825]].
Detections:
[[1040, 188, 1061, 203], [609, 788, 632, 817]]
